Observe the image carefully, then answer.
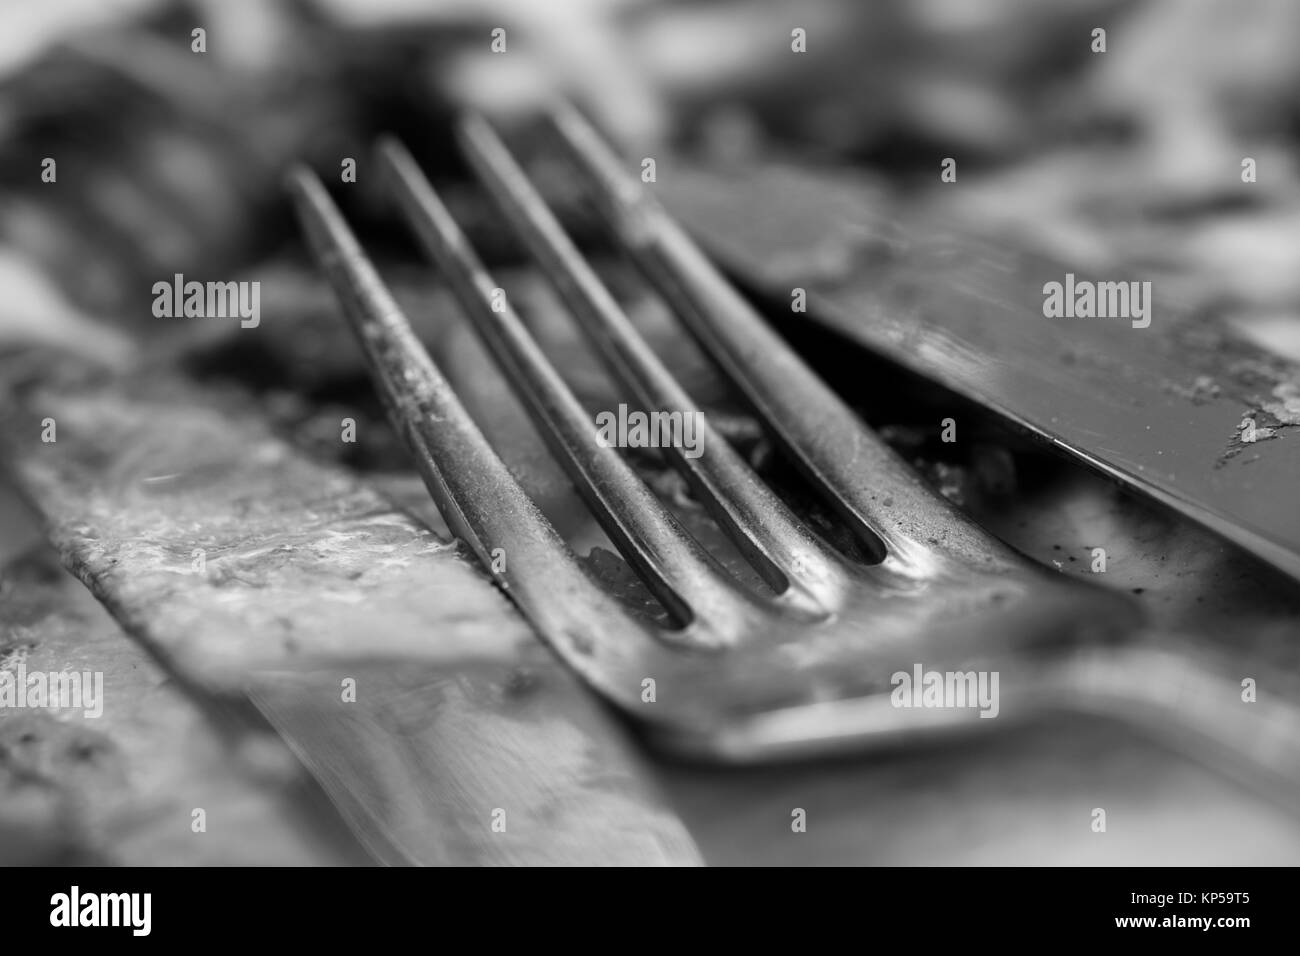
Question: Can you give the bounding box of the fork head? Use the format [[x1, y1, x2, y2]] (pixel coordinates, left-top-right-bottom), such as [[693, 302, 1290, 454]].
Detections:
[[287, 107, 1140, 761]]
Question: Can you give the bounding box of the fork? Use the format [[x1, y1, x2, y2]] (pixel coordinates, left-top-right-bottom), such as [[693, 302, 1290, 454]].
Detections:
[[286, 106, 1300, 795]]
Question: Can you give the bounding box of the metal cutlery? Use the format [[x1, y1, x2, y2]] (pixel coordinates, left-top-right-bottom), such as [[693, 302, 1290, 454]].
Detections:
[[288, 107, 1300, 798], [659, 161, 1300, 585]]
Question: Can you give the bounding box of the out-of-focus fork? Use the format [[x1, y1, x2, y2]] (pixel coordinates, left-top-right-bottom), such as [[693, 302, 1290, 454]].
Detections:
[[286, 107, 1300, 800]]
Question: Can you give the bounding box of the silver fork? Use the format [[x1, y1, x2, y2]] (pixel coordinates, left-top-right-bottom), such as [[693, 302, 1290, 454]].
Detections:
[[286, 106, 1300, 795]]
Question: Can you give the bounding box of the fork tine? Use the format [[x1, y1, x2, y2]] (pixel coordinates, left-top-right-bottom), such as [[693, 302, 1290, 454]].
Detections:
[[374, 138, 762, 637], [454, 114, 849, 608], [546, 104, 1017, 576], [285, 166, 660, 676]]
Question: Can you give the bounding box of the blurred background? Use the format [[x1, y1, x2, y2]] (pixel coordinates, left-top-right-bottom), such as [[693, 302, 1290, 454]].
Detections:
[[4, 0, 1300, 362]]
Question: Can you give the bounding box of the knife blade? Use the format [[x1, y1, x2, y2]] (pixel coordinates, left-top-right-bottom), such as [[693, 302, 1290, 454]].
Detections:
[[665, 162, 1300, 583], [0, 360, 702, 866]]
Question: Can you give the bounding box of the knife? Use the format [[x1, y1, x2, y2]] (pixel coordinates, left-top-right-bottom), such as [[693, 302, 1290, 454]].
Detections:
[[665, 162, 1300, 583], [0, 359, 702, 866]]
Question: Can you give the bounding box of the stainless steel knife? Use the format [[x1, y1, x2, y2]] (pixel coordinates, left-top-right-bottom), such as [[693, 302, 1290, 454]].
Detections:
[[665, 163, 1300, 583]]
